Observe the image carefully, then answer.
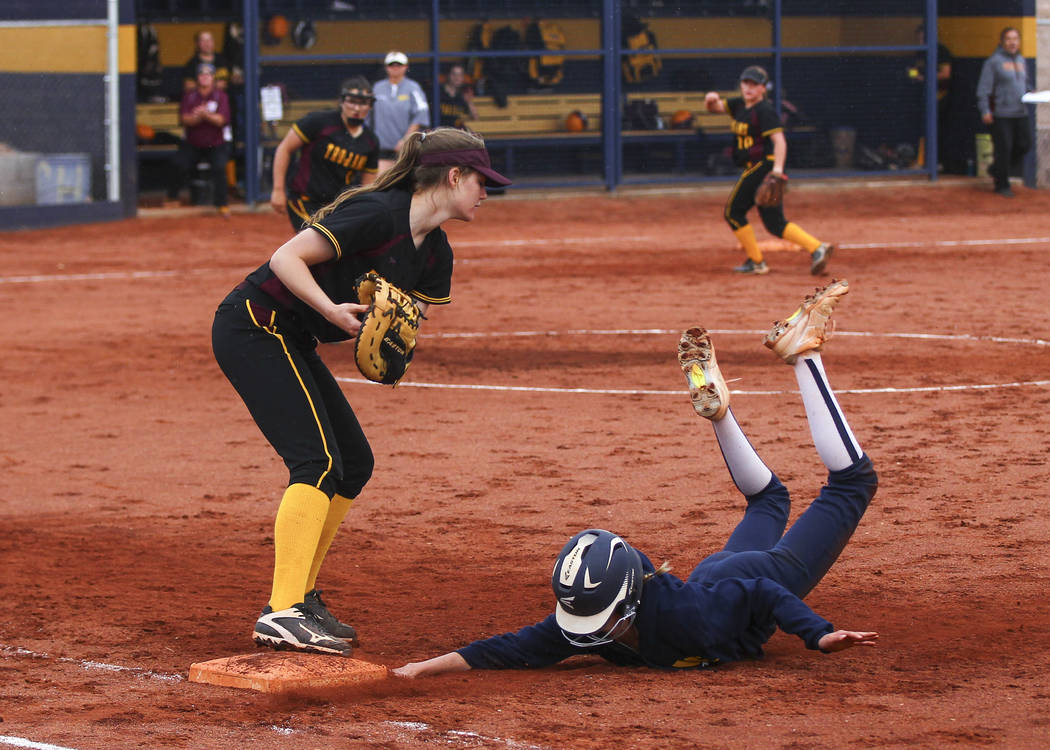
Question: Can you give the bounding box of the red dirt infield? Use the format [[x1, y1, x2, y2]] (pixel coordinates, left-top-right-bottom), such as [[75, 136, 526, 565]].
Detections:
[[2, 178, 1049, 749]]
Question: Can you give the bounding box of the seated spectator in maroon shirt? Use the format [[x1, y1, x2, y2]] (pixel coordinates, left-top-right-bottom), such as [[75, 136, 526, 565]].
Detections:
[[166, 63, 232, 215]]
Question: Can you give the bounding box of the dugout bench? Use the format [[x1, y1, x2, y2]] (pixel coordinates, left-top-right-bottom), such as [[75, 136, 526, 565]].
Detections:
[[135, 90, 736, 188]]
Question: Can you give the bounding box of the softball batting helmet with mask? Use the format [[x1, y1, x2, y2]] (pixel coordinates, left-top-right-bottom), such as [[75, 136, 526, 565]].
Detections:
[[552, 529, 644, 647]]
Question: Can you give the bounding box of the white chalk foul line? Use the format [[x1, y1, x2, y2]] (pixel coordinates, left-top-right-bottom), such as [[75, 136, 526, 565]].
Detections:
[[337, 376, 1050, 396], [426, 328, 1050, 348], [0, 270, 185, 284], [451, 235, 1050, 250], [335, 327, 1049, 395], [1, 644, 182, 683], [385, 721, 546, 750], [2, 234, 1050, 285], [0, 737, 78, 750]]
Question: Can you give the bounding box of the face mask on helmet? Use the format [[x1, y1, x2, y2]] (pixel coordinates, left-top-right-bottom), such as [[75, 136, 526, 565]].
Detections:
[[552, 529, 644, 647]]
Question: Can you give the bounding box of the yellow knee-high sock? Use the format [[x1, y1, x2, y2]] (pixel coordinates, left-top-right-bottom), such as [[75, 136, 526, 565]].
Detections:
[[270, 483, 330, 611], [226, 159, 237, 188], [733, 224, 763, 263], [781, 222, 822, 254], [305, 493, 355, 593]]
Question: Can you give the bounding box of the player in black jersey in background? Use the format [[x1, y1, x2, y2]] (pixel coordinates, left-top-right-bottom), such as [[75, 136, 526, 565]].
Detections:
[[705, 66, 832, 276], [270, 76, 380, 232]]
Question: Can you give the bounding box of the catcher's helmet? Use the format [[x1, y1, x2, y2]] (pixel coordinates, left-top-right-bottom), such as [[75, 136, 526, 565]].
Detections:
[[552, 529, 644, 646]]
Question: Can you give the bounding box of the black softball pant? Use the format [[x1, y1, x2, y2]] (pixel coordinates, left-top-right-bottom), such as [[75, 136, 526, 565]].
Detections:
[[723, 159, 788, 237], [167, 142, 229, 208], [211, 286, 374, 499], [989, 116, 1032, 191]]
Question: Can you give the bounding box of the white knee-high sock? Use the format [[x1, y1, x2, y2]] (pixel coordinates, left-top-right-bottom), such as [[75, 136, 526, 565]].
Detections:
[[793, 352, 862, 471], [712, 408, 773, 496]]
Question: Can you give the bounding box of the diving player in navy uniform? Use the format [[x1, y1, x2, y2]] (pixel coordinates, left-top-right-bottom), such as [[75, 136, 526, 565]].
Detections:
[[393, 279, 878, 677], [214, 127, 511, 656], [705, 66, 833, 275], [270, 76, 381, 232]]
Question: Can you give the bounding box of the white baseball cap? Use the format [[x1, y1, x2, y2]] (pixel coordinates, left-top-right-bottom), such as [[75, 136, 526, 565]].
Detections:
[[384, 51, 408, 66]]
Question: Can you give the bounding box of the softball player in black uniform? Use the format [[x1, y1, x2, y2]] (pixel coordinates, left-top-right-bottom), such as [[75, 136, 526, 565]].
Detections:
[[705, 66, 832, 276], [213, 127, 511, 655], [270, 76, 381, 232]]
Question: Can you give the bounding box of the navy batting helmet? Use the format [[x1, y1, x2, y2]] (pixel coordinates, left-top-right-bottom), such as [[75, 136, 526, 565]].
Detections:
[[552, 529, 644, 646]]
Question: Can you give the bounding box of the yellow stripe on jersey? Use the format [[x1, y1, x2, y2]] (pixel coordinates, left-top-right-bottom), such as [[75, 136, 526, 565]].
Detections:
[[412, 290, 451, 304], [761, 127, 783, 137], [309, 223, 343, 260], [292, 123, 310, 143], [244, 300, 334, 491]]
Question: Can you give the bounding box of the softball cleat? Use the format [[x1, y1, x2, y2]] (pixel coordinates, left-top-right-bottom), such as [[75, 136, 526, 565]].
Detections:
[[810, 243, 833, 275], [303, 589, 359, 645], [253, 603, 353, 656], [764, 279, 849, 364], [678, 327, 730, 420], [733, 258, 769, 275]]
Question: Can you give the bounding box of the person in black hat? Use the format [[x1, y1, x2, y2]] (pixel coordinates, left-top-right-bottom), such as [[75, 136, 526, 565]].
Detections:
[[211, 128, 511, 657], [703, 65, 834, 276]]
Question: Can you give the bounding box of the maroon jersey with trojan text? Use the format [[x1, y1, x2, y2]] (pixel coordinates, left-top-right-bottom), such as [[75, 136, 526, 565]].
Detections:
[[288, 110, 379, 206]]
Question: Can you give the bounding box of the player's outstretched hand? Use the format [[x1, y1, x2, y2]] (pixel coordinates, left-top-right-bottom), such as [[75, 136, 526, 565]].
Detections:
[[392, 652, 471, 679], [818, 630, 879, 652]]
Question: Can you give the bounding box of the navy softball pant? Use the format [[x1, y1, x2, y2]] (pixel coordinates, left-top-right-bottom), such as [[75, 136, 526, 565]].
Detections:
[[688, 455, 877, 599], [211, 285, 374, 499]]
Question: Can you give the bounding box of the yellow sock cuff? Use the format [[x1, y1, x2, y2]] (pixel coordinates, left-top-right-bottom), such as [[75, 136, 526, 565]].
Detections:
[[305, 493, 356, 593], [270, 483, 331, 611], [782, 223, 821, 253], [733, 225, 762, 262]]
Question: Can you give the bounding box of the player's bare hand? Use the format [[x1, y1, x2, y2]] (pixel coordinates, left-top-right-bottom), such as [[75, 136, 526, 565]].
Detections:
[[325, 302, 371, 337], [269, 187, 286, 215], [391, 663, 423, 679], [704, 91, 723, 112], [818, 630, 879, 652], [981, 112, 994, 125]]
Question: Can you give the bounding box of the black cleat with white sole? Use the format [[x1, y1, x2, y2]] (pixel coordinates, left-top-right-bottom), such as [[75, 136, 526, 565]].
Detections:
[[253, 603, 353, 656]]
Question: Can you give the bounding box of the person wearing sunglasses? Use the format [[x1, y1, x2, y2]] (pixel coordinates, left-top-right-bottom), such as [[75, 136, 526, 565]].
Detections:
[[394, 280, 878, 677], [270, 76, 380, 231]]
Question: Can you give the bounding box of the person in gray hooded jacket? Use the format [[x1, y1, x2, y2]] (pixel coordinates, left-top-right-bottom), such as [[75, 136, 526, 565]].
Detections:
[[976, 27, 1031, 196]]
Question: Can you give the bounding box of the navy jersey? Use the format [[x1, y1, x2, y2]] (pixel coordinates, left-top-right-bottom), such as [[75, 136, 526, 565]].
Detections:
[[242, 187, 453, 343], [456, 551, 833, 670], [727, 96, 782, 166], [289, 110, 380, 205]]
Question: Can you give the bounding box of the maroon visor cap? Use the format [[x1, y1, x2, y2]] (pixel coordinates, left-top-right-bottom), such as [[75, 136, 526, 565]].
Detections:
[[419, 148, 512, 188]]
